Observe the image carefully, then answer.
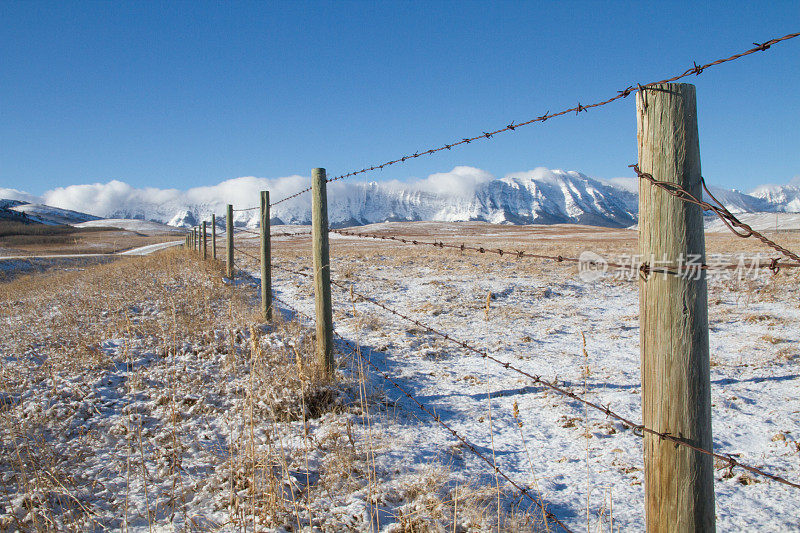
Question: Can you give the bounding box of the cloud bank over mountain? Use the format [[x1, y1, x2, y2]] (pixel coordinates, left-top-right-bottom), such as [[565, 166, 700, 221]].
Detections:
[[3, 166, 799, 229]]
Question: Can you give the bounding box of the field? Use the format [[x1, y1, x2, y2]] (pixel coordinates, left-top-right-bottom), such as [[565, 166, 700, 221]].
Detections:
[[1, 223, 798, 532], [0, 221, 185, 258]]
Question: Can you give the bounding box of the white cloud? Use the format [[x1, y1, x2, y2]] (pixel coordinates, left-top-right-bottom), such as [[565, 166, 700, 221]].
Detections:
[[34, 175, 309, 219], [377, 166, 494, 198], [505, 167, 585, 183], [602, 177, 638, 194], [0, 188, 42, 203]]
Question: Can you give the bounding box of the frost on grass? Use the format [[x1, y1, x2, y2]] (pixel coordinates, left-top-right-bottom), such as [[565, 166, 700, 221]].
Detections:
[[0, 249, 540, 532], [4, 224, 799, 532]]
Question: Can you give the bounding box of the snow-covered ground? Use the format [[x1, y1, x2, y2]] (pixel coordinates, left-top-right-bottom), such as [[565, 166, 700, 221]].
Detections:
[[253, 225, 800, 531], [116, 240, 185, 255], [706, 212, 800, 233], [75, 219, 186, 235], [1, 225, 798, 531]]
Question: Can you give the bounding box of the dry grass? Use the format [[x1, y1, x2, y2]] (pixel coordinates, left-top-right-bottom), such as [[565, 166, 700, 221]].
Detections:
[[0, 247, 549, 531], [0, 250, 344, 530], [5, 221, 798, 531], [0, 221, 184, 256]]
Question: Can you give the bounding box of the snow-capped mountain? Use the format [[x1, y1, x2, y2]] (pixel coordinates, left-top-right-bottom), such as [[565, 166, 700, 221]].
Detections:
[[750, 183, 800, 212], [295, 168, 639, 228], [151, 168, 639, 229], [2, 166, 797, 230], [703, 186, 772, 213], [7, 203, 101, 225]]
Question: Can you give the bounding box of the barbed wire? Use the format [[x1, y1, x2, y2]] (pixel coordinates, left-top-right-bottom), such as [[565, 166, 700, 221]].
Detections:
[[233, 206, 261, 212], [233, 246, 259, 262], [272, 230, 312, 238], [269, 187, 314, 207], [330, 228, 800, 273], [633, 164, 800, 269], [270, 262, 800, 490], [267, 32, 799, 207], [233, 228, 313, 238], [269, 292, 572, 532]]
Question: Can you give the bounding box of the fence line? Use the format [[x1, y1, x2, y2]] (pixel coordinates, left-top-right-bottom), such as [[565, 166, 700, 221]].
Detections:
[[270, 293, 572, 533], [330, 228, 800, 273], [179, 33, 800, 528], [269, 262, 800, 491]]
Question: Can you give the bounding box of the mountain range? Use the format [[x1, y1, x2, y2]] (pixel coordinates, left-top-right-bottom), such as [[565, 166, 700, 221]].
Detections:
[[1, 167, 798, 229]]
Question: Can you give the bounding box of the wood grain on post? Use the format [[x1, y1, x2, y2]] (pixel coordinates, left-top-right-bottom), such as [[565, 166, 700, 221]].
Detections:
[[202, 221, 207, 260], [226, 204, 234, 278], [211, 213, 217, 260], [260, 191, 272, 320], [311, 168, 334, 376], [637, 83, 715, 532]]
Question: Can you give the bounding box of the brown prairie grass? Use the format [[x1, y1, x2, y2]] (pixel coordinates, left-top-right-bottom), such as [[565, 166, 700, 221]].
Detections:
[[0, 247, 547, 532]]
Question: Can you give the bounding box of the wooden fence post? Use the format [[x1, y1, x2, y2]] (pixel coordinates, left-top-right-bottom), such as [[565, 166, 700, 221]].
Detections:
[[202, 221, 207, 260], [311, 168, 334, 376], [226, 204, 234, 278], [193, 227, 197, 250], [637, 82, 715, 532], [212, 213, 217, 260], [260, 191, 272, 320]]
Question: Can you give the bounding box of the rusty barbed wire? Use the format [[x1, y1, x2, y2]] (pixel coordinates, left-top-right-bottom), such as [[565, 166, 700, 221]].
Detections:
[[271, 262, 800, 490], [330, 228, 800, 273], [267, 32, 799, 207], [273, 230, 313, 238], [269, 186, 314, 207], [269, 292, 573, 532], [235, 228, 313, 238], [233, 206, 261, 212], [632, 164, 800, 268], [233, 246, 259, 262]]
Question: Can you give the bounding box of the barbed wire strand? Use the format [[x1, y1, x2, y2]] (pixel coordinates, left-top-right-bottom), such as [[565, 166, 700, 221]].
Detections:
[[233, 246, 259, 262], [633, 164, 800, 270], [269, 292, 573, 532], [233, 228, 313, 239], [330, 228, 800, 273], [270, 262, 800, 490], [267, 32, 799, 208]]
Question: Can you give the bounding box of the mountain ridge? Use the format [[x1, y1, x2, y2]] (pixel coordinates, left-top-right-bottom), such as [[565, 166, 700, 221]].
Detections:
[[2, 167, 797, 228]]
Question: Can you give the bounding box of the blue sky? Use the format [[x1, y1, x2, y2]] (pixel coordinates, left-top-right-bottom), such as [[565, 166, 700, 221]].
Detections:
[[1, 1, 798, 196]]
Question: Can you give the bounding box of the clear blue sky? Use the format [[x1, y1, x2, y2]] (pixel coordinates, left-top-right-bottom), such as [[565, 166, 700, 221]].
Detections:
[[1, 1, 798, 195]]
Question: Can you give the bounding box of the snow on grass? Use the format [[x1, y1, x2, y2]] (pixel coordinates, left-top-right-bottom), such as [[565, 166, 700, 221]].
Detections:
[[0, 248, 541, 532], [2, 224, 799, 531], [75, 219, 186, 235], [247, 223, 800, 532]]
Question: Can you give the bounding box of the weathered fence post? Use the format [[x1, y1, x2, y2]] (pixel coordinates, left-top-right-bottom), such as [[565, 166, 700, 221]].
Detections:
[[637, 82, 715, 532], [212, 213, 217, 260], [193, 227, 197, 250], [260, 191, 272, 320], [202, 221, 208, 260], [311, 168, 334, 376], [226, 204, 234, 278]]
